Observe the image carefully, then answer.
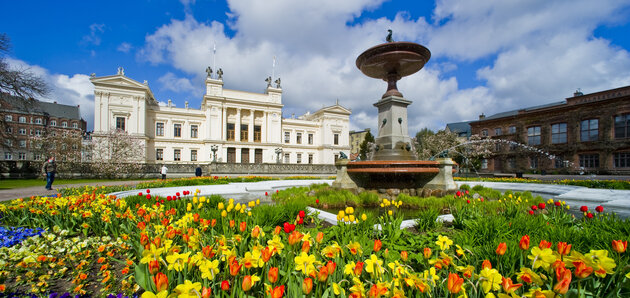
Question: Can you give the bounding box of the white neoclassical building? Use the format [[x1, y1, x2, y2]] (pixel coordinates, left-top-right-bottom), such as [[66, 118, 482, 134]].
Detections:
[[90, 68, 351, 165]]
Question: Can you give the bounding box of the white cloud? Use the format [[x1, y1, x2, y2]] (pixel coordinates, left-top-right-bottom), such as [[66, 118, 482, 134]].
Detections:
[[117, 42, 132, 53], [82, 23, 106, 46], [157, 72, 197, 94], [6, 58, 95, 130], [135, 0, 630, 134]]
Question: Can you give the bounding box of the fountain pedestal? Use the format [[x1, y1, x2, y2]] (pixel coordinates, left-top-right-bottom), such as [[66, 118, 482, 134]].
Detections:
[[373, 95, 416, 160], [423, 158, 458, 190]]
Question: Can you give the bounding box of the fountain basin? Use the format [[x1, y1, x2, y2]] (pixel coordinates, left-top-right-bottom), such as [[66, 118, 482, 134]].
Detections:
[[346, 160, 454, 189]]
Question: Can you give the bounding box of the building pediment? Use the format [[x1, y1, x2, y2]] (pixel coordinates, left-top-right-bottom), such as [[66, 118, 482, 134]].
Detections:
[[91, 75, 149, 90], [311, 105, 352, 117]]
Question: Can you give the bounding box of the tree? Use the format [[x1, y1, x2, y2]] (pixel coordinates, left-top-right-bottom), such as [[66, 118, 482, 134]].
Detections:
[[358, 130, 375, 160], [0, 33, 49, 150], [30, 130, 85, 176], [414, 128, 435, 157], [89, 129, 145, 178], [415, 129, 458, 160]]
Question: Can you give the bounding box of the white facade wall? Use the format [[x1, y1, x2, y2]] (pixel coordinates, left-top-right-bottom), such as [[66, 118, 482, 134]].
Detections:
[[91, 71, 351, 165]]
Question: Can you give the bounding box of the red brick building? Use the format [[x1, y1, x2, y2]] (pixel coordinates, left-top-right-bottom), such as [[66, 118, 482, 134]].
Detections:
[[1, 93, 86, 161], [468, 85, 630, 174]]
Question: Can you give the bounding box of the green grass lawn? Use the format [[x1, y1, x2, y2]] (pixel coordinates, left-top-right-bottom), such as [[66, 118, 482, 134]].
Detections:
[[0, 178, 152, 189]]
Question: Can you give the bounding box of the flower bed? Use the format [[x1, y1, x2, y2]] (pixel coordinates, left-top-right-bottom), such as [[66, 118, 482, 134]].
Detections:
[[455, 177, 630, 190], [0, 184, 628, 297]]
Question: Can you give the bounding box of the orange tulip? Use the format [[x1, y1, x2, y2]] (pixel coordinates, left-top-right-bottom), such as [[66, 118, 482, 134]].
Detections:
[[539, 239, 552, 249], [317, 265, 329, 282], [519, 235, 530, 250], [354, 261, 364, 276], [274, 226, 282, 235], [612, 240, 627, 253], [373, 239, 382, 252], [229, 260, 242, 276], [251, 225, 261, 238], [553, 267, 571, 294], [316, 232, 324, 243], [239, 221, 247, 232], [288, 230, 304, 246], [153, 272, 168, 292], [368, 283, 388, 298], [326, 260, 336, 274], [210, 218, 217, 227], [201, 286, 212, 298], [557, 242, 571, 256], [496, 242, 507, 255], [140, 233, 149, 246], [221, 280, 230, 291], [302, 277, 313, 294], [269, 285, 285, 298], [482, 259, 492, 270], [400, 251, 408, 262], [202, 245, 214, 258], [261, 247, 273, 262], [423, 247, 432, 259], [447, 273, 464, 294], [268, 267, 279, 284], [148, 260, 160, 275], [501, 277, 522, 294], [229, 220, 235, 228], [242, 275, 254, 291], [573, 261, 593, 279], [302, 240, 311, 253]]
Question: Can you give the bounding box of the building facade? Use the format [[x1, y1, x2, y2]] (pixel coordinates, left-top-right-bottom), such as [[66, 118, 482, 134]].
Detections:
[[91, 68, 351, 165], [349, 128, 371, 160], [1, 93, 86, 161], [468, 85, 630, 174]]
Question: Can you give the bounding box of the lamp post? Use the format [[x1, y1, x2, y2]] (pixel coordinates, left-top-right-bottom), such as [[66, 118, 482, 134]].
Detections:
[[275, 148, 283, 164], [211, 145, 218, 162]]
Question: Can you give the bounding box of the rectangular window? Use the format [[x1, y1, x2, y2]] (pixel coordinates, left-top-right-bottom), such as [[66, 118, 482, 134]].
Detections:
[[191, 149, 197, 161], [284, 153, 290, 163], [4, 139, 12, 146], [191, 125, 198, 138], [297, 153, 302, 163], [115, 117, 125, 131], [35, 118, 42, 124], [19, 140, 26, 148], [551, 123, 567, 144], [240, 124, 248, 141], [5, 127, 11, 133], [494, 128, 502, 136], [18, 116, 26, 123], [50, 120, 56, 126], [284, 131, 290, 144], [579, 154, 599, 168], [296, 132, 302, 144], [19, 128, 26, 135], [72, 122, 78, 129], [527, 126, 541, 145], [509, 126, 516, 134], [580, 119, 598, 141], [174, 149, 181, 161], [254, 125, 261, 142], [156, 122, 164, 136], [308, 153, 313, 164], [614, 152, 630, 168], [494, 143, 502, 152], [4, 152, 12, 160], [241, 148, 250, 163], [156, 149, 163, 160], [35, 130, 41, 137], [4, 115, 12, 122], [614, 114, 630, 139], [530, 156, 538, 169], [334, 133, 339, 145], [174, 124, 182, 137], [227, 123, 235, 141], [481, 159, 488, 169], [555, 157, 565, 169], [481, 129, 488, 137], [18, 152, 26, 160], [34, 154, 42, 161], [308, 133, 314, 145]]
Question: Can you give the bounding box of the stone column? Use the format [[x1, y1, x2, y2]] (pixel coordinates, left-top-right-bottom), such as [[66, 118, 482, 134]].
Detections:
[[424, 158, 458, 191], [235, 108, 241, 142], [222, 106, 227, 140], [249, 109, 254, 142], [262, 111, 268, 143]]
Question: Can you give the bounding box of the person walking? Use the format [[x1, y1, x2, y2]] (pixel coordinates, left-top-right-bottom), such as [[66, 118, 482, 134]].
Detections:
[[161, 164, 168, 180], [42, 156, 57, 190], [195, 165, 202, 177]]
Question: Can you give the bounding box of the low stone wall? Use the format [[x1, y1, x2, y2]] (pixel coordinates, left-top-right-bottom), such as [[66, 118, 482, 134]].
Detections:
[[0, 161, 336, 179]]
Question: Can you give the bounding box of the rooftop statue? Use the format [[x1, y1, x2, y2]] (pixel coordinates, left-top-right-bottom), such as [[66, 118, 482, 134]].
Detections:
[[265, 76, 272, 87], [205, 66, 213, 77], [274, 78, 281, 88], [386, 29, 394, 43], [217, 68, 223, 80]]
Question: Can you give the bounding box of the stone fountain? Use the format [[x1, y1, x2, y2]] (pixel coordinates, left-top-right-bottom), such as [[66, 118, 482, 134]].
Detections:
[[333, 34, 457, 193]]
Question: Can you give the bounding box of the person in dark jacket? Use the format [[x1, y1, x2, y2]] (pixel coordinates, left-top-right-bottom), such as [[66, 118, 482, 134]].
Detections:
[[41, 156, 57, 190], [195, 165, 202, 177]]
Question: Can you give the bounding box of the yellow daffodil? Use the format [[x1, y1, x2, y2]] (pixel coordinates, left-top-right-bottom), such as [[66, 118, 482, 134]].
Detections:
[[173, 280, 202, 298], [480, 267, 502, 293], [436, 235, 453, 250], [365, 254, 384, 278], [294, 252, 317, 276], [199, 259, 219, 280], [528, 247, 556, 270]]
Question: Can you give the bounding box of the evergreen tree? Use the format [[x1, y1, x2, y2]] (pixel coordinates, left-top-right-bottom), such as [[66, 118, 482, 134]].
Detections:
[[358, 130, 375, 160]]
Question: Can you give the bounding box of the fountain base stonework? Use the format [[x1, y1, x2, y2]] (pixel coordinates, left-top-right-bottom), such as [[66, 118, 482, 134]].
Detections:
[[333, 38, 458, 194]]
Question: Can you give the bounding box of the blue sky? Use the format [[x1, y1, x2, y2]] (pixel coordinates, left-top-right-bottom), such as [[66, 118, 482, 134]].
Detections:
[[2, 0, 630, 133]]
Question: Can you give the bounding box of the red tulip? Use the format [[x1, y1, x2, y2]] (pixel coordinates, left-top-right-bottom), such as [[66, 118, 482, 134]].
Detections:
[[528, 210, 534, 215], [298, 210, 306, 218], [201, 287, 212, 298], [138, 192, 143, 197], [538, 203, 546, 210], [316, 199, 320, 204], [595, 205, 604, 213], [456, 191, 462, 197], [221, 280, 230, 291], [554, 201, 561, 207], [242, 275, 254, 291], [531, 205, 537, 211], [265, 192, 268, 196], [580, 206, 588, 212], [586, 212, 594, 219], [466, 200, 471, 204], [146, 194, 151, 200], [539, 240, 552, 249], [146, 189, 150, 193]]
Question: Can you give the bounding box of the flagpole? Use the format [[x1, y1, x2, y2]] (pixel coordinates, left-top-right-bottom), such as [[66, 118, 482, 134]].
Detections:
[[272, 56, 276, 81], [213, 43, 216, 79]]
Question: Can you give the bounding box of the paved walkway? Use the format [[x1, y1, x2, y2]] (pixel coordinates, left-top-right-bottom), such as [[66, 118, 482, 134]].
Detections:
[[2, 177, 629, 217], [0, 180, 148, 202]]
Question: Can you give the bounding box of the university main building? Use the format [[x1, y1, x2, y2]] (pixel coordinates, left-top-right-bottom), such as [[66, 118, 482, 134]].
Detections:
[[91, 68, 351, 165]]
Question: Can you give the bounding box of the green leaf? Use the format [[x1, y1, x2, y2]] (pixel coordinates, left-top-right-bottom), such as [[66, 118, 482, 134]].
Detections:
[[134, 263, 151, 291]]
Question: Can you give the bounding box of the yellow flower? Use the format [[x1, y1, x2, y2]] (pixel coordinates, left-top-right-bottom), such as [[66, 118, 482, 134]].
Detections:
[[294, 252, 317, 276], [199, 259, 220, 280], [365, 254, 384, 278], [436, 235, 453, 250], [344, 261, 357, 276], [346, 241, 363, 255], [361, 213, 367, 221], [479, 267, 502, 293], [586, 249, 616, 278], [140, 291, 168, 298], [173, 280, 202, 298], [332, 282, 345, 295], [166, 251, 191, 272], [516, 267, 545, 285], [321, 242, 343, 258], [217, 202, 224, 209], [528, 247, 556, 270], [140, 244, 164, 264], [267, 235, 285, 254]]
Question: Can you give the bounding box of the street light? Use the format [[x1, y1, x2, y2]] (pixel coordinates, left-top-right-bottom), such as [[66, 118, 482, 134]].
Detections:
[[275, 148, 283, 164], [211, 145, 218, 162]]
